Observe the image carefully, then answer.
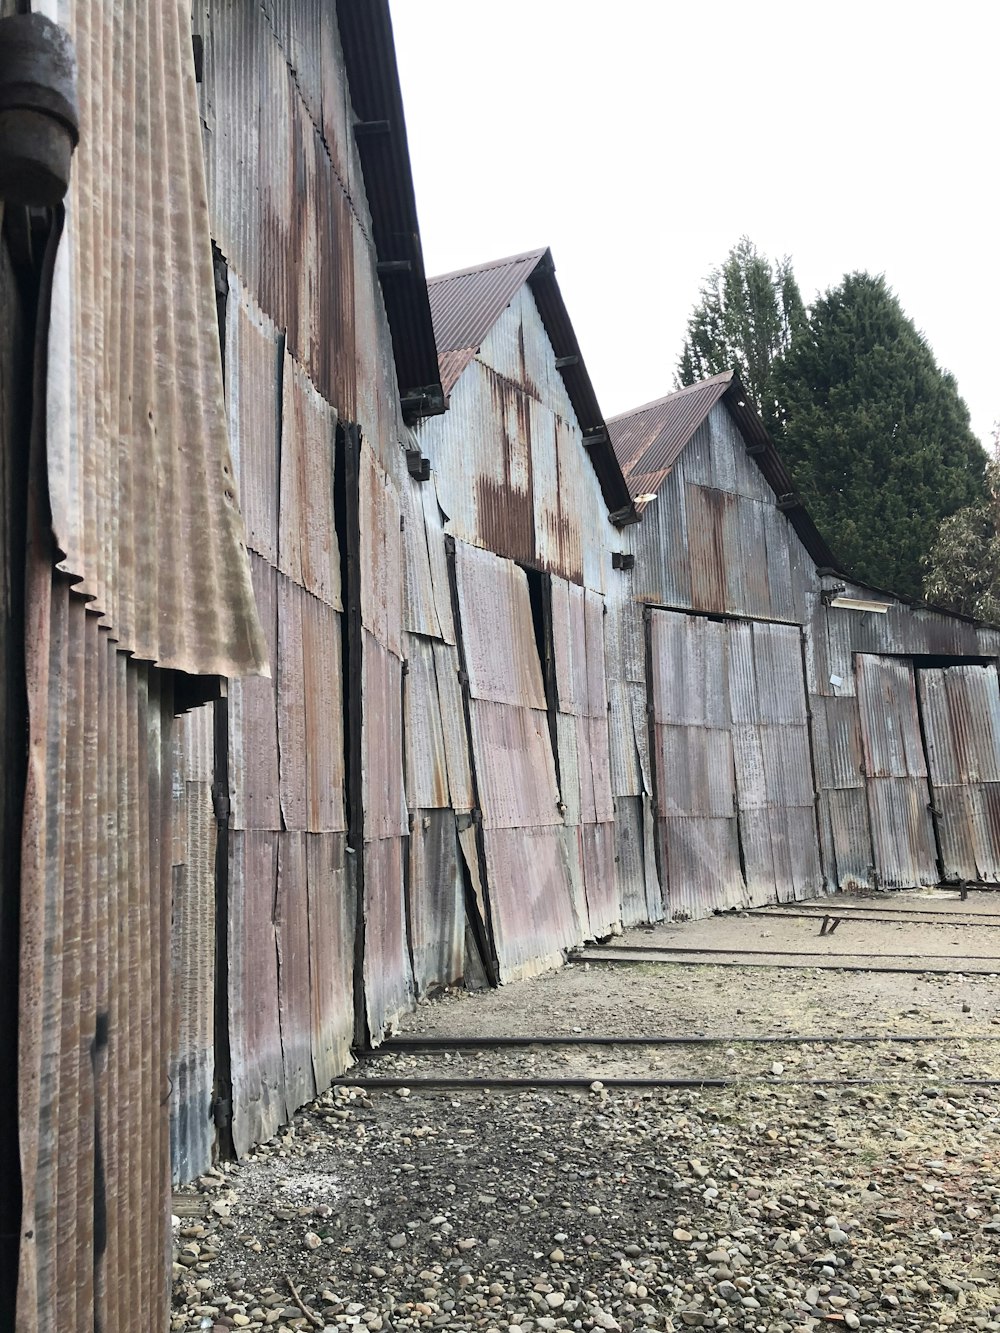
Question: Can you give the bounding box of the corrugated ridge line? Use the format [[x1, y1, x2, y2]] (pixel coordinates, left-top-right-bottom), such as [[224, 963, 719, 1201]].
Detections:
[[427, 249, 547, 362], [45, 1, 266, 679], [608, 374, 732, 484]]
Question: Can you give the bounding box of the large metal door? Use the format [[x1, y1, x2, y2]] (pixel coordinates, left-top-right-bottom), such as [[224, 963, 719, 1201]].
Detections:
[[855, 654, 938, 887], [728, 622, 822, 904], [918, 664, 1000, 883], [649, 611, 745, 919]]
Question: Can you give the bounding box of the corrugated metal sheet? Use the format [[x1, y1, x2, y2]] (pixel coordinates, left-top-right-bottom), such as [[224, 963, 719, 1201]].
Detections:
[[43, 0, 266, 679], [404, 635, 451, 810], [433, 642, 475, 811], [454, 541, 546, 708], [279, 351, 342, 608], [408, 810, 466, 995], [919, 665, 1000, 882], [169, 706, 217, 1185], [18, 574, 175, 1333], [362, 629, 407, 841], [363, 836, 413, 1040], [483, 827, 580, 982], [856, 655, 938, 887], [360, 440, 403, 660], [615, 796, 663, 927], [225, 277, 282, 564], [471, 700, 562, 830]]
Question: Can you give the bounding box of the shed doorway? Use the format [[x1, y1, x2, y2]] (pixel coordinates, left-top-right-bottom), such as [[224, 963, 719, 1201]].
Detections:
[[647, 608, 822, 919], [855, 655, 1000, 887]]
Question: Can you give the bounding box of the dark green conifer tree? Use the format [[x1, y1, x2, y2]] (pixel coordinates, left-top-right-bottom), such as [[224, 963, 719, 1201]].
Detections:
[[774, 273, 988, 600], [677, 236, 805, 431]]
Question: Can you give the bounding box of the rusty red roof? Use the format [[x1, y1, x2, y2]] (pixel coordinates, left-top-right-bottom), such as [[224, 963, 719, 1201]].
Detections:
[[427, 249, 638, 527]]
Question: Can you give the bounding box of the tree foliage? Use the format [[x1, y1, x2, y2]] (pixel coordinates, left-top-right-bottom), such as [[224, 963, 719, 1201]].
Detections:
[[923, 432, 1000, 622], [677, 236, 805, 430], [773, 273, 988, 601]]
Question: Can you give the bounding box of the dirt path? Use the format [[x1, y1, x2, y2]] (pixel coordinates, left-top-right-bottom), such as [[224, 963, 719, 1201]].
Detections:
[[172, 892, 1000, 1332]]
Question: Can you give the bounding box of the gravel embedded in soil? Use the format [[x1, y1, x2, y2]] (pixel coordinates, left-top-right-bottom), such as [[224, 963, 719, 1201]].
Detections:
[[172, 897, 1000, 1332]]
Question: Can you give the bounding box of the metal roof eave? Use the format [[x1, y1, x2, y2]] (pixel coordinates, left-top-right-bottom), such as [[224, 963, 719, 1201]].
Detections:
[[336, 0, 445, 422]]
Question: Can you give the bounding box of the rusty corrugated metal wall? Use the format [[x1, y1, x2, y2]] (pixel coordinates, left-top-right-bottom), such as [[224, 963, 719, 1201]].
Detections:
[[13, 3, 266, 1330]]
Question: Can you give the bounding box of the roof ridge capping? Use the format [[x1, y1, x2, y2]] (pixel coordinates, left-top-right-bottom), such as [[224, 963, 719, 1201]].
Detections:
[[425, 246, 638, 528]]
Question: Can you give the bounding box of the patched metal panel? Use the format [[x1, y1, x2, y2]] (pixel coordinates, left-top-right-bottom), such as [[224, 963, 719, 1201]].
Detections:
[[919, 665, 1000, 882], [363, 837, 413, 1041], [483, 827, 580, 981], [582, 821, 618, 938], [276, 832, 316, 1118], [454, 541, 546, 708], [230, 555, 281, 831], [686, 484, 732, 612], [608, 679, 642, 798], [278, 350, 341, 607], [433, 642, 475, 811], [301, 589, 347, 832], [305, 832, 354, 1090], [228, 829, 284, 1157], [404, 635, 450, 810], [360, 441, 403, 660], [856, 654, 938, 887], [363, 630, 407, 841], [408, 810, 465, 994], [225, 277, 282, 563], [401, 473, 442, 640], [615, 796, 663, 927], [170, 706, 217, 1185], [471, 701, 562, 830], [421, 481, 457, 645]]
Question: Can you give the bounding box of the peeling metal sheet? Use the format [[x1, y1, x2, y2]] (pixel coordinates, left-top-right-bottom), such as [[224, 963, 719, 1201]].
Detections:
[[43, 0, 267, 678], [454, 541, 546, 708], [408, 810, 465, 995], [421, 480, 457, 645], [401, 473, 442, 640]]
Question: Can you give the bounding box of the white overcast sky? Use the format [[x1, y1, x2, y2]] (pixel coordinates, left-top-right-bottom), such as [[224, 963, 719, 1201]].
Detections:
[[390, 1, 998, 446]]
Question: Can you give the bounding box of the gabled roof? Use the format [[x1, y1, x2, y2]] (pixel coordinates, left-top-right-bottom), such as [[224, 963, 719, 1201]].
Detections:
[[608, 372, 840, 571], [427, 249, 638, 527], [336, 1, 444, 421]]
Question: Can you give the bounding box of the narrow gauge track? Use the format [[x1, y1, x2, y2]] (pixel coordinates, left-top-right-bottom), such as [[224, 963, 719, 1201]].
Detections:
[[335, 1073, 1000, 1092], [567, 950, 1000, 975], [759, 902, 1000, 921], [374, 1032, 1000, 1051], [579, 944, 1000, 962], [745, 910, 1000, 928]]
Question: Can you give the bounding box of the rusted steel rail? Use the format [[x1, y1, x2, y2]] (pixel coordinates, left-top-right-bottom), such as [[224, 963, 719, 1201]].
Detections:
[[567, 950, 1000, 976], [335, 1074, 1000, 1092], [752, 910, 1000, 928], [375, 1032, 1000, 1051]]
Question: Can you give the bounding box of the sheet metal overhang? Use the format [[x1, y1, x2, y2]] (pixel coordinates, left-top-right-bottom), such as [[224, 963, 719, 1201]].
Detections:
[[426, 247, 639, 528], [336, 0, 444, 422]]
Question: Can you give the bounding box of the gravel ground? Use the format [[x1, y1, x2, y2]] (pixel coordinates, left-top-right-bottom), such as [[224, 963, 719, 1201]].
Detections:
[[172, 896, 1000, 1333]]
